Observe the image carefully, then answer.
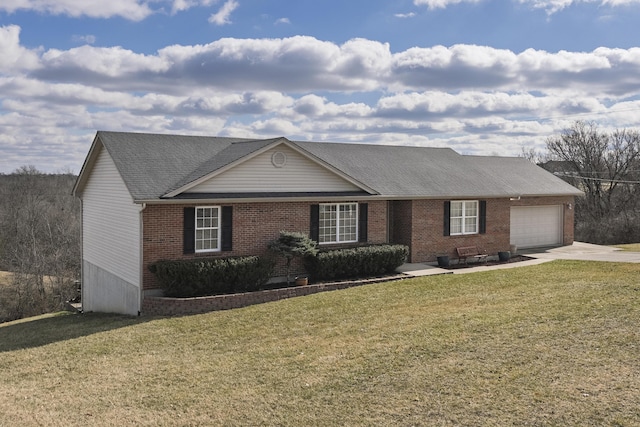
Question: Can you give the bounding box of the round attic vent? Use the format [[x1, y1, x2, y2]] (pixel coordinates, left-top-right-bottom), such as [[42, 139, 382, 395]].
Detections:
[[271, 151, 287, 168]]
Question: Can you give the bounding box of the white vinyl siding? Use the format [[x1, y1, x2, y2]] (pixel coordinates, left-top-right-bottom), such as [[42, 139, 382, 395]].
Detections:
[[81, 146, 142, 314], [187, 145, 361, 193], [319, 203, 358, 244], [82, 260, 140, 316], [510, 205, 563, 248]]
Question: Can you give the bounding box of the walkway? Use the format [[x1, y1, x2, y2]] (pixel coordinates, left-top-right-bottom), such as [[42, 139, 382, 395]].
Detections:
[[396, 242, 640, 277]]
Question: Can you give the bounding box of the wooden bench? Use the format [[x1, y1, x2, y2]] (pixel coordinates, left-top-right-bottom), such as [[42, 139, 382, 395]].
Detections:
[[456, 246, 488, 265]]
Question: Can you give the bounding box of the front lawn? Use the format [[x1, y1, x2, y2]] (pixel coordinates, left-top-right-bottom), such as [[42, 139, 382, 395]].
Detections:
[[0, 260, 638, 426]]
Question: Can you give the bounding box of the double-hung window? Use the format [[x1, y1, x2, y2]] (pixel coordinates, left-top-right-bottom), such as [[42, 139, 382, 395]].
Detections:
[[195, 206, 221, 252], [450, 200, 478, 235], [318, 203, 358, 244]]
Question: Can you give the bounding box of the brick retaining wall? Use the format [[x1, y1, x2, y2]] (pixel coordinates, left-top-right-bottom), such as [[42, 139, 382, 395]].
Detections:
[[142, 275, 407, 316]]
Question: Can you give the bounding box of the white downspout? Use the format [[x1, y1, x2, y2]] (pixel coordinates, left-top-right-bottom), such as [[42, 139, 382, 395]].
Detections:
[[138, 203, 146, 316]]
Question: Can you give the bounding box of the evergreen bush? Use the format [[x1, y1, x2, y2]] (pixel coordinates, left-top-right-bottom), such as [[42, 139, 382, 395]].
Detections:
[[305, 244, 408, 281], [268, 231, 318, 285], [149, 256, 274, 297]]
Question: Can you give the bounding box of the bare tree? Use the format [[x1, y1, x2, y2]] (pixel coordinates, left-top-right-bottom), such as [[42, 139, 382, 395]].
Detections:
[[520, 146, 549, 165], [546, 121, 640, 243], [0, 167, 80, 322]]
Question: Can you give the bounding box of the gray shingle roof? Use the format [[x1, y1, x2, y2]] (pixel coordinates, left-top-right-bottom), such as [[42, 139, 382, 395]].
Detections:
[[96, 131, 253, 200], [463, 156, 580, 197], [295, 141, 581, 198], [79, 131, 582, 201]]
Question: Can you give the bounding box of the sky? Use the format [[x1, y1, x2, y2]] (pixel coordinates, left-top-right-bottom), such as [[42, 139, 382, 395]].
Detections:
[[1, 0, 640, 173]]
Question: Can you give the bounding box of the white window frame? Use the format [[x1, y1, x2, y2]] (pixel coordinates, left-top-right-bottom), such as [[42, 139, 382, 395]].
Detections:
[[319, 202, 358, 244], [195, 206, 221, 253], [450, 200, 479, 236]]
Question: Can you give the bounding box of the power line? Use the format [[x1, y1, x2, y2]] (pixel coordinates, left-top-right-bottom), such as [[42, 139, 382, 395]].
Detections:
[[576, 169, 640, 175], [554, 172, 640, 184]]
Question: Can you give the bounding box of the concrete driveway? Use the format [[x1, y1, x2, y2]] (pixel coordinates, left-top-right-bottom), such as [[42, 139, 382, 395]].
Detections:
[[522, 241, 640, 263], [397, 241, 640, 277]]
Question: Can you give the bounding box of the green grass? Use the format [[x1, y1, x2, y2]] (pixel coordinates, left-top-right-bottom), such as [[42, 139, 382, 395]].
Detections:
[[615, 243, 640, 252], [1, 260, 639, 426]]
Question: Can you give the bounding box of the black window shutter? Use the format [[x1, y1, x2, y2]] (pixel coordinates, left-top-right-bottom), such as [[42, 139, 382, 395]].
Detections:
[[479, 200, 487, 234], [358, 203, 368, 242], [183, 207, 195, 254], [310, 204, 319, 242], [443, 201, 451, 236], [221, 206, 233, 251]]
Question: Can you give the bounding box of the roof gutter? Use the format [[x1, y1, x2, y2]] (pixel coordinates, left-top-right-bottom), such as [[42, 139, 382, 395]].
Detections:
[[133, 192, 583, 205]]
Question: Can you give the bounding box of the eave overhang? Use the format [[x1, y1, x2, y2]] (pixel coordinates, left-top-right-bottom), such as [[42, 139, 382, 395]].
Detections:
[[133, 191, 582, 205]]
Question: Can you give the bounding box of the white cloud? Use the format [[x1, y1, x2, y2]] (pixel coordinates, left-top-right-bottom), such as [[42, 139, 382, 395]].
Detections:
[[0, 0, 154, 20], [415, 0, 640, 14], [375, 91, 604, 119], [274, 17, 291, 25], [519, 0, 580, 14], [0, 0, 229, 20], [11, 29, 640, 97], [171, 0, 219, 14], [171, 0, 198, 14], [249, 118, 300, 135], [209, 0, 239, 25], [0, 25, 41, 74], [71, 34, 96, 45], [40, 45, 168, 77], [603, 0, 640, 5], [3, 27, 640, 172], [177, 91, 294, 115], [413, 0, 481, 10], [290, 94, 371, 119], [31, 36, 392, 92], [395, 12, 416, 18]]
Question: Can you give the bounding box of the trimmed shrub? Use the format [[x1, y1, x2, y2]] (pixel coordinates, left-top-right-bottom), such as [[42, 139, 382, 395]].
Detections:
[[305, 244, 408, 281], [149, 256, 275, 298], [268, 231, 318, 285]]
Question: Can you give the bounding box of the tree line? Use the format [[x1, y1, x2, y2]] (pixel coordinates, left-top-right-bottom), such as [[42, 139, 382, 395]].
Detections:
[[0, 166, 80, 323], [528, 121, 640, 244]]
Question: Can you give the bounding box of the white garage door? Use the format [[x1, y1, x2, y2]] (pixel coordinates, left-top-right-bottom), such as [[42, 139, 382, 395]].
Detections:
[[510, 205, 563, 249]]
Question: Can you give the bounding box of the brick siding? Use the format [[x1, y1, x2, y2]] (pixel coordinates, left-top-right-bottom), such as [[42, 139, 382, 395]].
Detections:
[[391, 196, 575, 263], [142, 200, 389, 290], [142, 196, 575, 292]]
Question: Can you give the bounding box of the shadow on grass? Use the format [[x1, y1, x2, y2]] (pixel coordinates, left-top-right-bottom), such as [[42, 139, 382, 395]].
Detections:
[[0, 311, 148, 353], [441, 255, 534, 270]]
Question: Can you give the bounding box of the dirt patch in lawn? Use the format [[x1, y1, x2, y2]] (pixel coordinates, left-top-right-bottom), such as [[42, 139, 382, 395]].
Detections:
[[0, 271, 11, 286]]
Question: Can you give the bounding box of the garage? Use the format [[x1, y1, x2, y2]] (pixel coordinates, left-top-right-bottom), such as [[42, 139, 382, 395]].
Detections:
[[510, 205, 563, 249]]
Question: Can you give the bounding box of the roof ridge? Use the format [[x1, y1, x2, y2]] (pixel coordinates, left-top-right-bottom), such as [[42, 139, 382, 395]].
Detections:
[[230, 136, 287, 145]]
